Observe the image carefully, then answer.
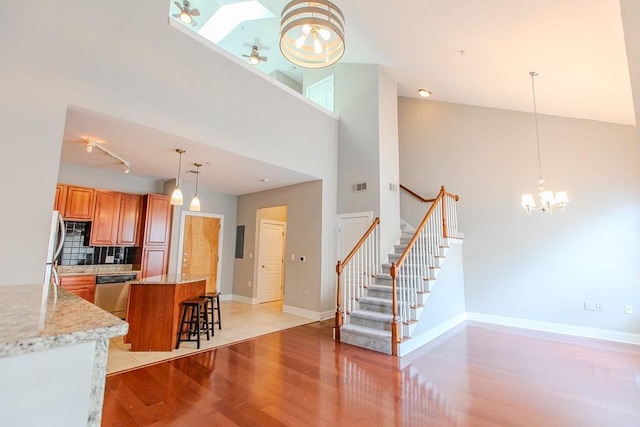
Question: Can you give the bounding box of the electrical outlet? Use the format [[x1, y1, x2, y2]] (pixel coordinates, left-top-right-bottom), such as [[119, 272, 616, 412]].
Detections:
[[248, 281, 252, 287], [596, 304, 603, 312], [584, 302, 596, 311], [291, 254, 295, 261], [625, 305, 633, 315]]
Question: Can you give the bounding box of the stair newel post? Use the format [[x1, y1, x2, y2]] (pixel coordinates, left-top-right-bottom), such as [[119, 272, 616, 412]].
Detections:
[[390, 262, 399, 356], [440, 186, 448, 239], [335, 260, 343, 341]]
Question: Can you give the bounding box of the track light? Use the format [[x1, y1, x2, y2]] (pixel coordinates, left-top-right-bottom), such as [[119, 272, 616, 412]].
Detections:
[[83, 139, 131, 174]]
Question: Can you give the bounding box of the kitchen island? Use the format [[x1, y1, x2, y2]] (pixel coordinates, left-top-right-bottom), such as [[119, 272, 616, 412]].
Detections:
[[126, 274, 208, 351], [0, 283, 128, 426]]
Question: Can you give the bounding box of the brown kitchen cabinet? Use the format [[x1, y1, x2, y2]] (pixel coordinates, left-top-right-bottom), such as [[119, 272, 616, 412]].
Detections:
[[62, 185, 96, 220], [90, 191, 121, 246], [90, 191, 142, 246], [141, 194, 172, 246], [53, 184, 67, 213], [117, 194, 142, 245], [59, 275, 96, 303], [139, 247, 169, 279], [134, 194, 172, 278]]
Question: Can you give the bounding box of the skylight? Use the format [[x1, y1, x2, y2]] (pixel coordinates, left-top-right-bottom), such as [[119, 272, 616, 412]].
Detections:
[[198, 0, 274, 44]]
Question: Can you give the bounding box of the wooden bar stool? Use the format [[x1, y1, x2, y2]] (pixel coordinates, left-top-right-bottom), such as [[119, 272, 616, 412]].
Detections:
[[200, 292, 222, 334], [176, 298, 210, 349]]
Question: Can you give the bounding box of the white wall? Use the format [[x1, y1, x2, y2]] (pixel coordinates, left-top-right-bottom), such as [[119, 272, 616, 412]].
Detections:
[[399, 97, 640, 334], [0, 0, 338, 286]]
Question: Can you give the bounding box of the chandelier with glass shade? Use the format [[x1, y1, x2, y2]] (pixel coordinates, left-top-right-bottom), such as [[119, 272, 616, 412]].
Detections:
[[279, 0, 345, 69], [521, 72, 569, 215]]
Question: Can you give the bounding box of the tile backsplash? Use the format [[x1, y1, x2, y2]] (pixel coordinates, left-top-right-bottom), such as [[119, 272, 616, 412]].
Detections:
[[59, 221, 136, 266]]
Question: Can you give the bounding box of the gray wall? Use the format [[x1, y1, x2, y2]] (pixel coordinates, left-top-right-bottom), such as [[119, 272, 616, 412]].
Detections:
[[398, 97, 640, 334], [234, 181, 324, 313]]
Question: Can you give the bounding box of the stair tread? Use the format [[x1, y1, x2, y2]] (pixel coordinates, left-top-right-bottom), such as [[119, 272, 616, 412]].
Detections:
[[341, 323, 392, 338], [359, 296, 393, 305], [349, 310, 393, 321]]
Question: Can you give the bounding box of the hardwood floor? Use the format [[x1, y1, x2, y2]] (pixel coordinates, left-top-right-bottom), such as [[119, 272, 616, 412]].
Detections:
[[102, 320, 640, 426]]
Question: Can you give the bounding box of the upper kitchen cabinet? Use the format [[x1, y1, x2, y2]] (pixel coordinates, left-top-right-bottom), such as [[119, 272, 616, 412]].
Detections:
[[53, 184, 67, 213], [117, 194, 143, 246], [62, 185, 96, 220], [90, 191, 142, 247], [141, 194, 172, 247]]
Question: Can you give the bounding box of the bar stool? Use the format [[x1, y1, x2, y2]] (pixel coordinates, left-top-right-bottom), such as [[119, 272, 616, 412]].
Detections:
[[176, 298, 210, 349], [200, 291, 222, 334]]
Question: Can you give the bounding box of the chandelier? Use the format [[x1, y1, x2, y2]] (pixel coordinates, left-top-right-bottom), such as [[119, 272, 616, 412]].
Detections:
[[521, 72, 569, 215], [279, 0, 345, 69]]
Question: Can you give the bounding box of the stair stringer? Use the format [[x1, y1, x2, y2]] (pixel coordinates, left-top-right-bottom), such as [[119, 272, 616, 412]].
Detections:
[[397, 239, 466, 356]]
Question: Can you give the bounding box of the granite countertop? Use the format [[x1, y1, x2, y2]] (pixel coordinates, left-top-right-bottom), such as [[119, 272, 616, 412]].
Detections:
[[58, 270, 141, 277], [131, 274, 209, 285], [57, 264, 140, 277], [0, 284, 128, 358]]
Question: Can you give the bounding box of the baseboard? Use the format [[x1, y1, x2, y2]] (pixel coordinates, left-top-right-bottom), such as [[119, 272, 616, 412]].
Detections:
[[466, 312, 640, 345], [282, 305, 332, 320], [231, 294, 257, 304], [398, 313, 467, 357]]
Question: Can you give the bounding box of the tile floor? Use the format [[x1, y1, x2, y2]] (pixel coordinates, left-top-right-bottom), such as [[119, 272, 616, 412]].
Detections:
[[106, 300, 316, 375]]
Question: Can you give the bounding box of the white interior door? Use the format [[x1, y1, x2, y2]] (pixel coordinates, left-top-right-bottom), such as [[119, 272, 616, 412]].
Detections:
[[338, 212, 374, 261], [306, 75, 335, 112], [257, 220, 286, 303]]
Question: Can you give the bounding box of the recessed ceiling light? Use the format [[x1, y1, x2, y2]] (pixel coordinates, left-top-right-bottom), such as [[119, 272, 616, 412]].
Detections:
[[262, 178, 270, 183], [418, 89, 432, 98]]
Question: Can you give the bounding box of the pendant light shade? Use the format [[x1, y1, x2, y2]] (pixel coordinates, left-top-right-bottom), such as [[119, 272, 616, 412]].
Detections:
[[189, 163, 202, 212], [170, 149, 186, 206], [280, 0, 345, 69]]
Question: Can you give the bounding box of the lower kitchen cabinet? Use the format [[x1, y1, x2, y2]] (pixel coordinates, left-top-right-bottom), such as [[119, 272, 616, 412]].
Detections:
[[59, 275, 96, 303]]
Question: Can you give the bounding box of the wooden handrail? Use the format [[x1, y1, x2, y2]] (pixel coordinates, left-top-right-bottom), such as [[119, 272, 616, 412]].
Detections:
[[400, 184, 436, 203], [401, 184, 459, 203], [335, 217, 380, 341]]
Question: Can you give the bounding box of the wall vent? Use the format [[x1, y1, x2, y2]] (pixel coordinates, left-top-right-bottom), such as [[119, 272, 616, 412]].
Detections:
[[352, 182, 368, 193]]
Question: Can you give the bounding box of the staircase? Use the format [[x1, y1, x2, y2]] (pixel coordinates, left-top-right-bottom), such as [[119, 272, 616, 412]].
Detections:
[[336, 186, 461, 355]]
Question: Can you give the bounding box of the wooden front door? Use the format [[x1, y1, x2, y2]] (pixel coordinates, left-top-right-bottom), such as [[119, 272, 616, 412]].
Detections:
[[181, 215, 220, 293]]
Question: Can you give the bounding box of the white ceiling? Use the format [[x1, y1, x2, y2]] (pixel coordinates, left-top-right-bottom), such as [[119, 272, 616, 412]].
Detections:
[[61, 106, 317, 195], [181, 0, 635, 125], [60, 0, 636, 195]]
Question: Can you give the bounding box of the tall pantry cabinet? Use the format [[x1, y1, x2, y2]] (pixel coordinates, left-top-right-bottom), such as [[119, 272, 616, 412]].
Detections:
[[135, 194, 172, 278]]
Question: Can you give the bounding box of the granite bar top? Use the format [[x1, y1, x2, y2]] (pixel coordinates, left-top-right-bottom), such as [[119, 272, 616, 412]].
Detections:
[[0, 284, 128, 358], [131, 274, 209, 285]]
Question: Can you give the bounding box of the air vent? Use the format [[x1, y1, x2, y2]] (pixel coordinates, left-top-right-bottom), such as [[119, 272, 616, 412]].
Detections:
[[352, 182, 367, 193]]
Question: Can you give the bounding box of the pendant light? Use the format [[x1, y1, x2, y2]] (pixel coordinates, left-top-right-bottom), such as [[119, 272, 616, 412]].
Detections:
[[170, 149, 186, 206], [189, 163, 202, 212], [280, 0, 345, 69]]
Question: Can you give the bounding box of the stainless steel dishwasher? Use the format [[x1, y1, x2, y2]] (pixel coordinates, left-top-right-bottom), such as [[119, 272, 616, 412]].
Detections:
[[94, 273, 138, 319]]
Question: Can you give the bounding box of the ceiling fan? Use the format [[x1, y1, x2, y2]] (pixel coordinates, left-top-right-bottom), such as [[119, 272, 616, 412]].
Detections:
[[173, 1, 200, 26], [243, 46, 267, 66]]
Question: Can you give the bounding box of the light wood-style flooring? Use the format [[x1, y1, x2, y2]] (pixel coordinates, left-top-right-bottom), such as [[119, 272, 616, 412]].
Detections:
[[102, 320, 640, 426]]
